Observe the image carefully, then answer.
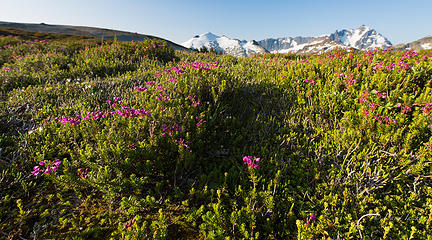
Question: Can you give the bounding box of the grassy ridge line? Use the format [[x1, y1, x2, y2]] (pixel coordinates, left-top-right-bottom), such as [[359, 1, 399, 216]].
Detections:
[[0, 36, 432, 239], [0, 27, 101, 41], [0, 21, 192, 52]]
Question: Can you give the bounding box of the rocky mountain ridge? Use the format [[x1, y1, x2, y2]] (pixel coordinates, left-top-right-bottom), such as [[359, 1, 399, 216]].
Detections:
[[183, 25, 396, 56]]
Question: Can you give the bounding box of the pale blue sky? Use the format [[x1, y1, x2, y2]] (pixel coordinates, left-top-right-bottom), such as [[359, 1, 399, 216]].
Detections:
[[1, 0, 431, 44]]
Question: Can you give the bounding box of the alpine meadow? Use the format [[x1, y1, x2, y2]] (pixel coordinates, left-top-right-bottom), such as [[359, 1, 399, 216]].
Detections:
[[1, 30, 432, 239]]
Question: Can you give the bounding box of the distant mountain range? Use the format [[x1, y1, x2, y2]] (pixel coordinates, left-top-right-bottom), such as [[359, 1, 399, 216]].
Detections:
[[0, 21, 190, 52], [183, 26, 431, 57], [182, 25, 394, 56], [0, 21, 430, 57]]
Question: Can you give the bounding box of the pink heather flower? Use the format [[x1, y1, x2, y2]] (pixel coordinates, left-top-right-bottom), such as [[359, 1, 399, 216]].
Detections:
[[53, 159, 61, 167], [304, 79, 315, 84], [196, 119, 205, 127], [310, 214, 316, 221], [243, 156, 260, 169], [305, 213, 316, 227], [32, 159, 61, 177], [375, 91, 387, 99], [369, 102, 379, 111], [161, 124, 182, 136], [156, 93, 170, 101], [359, 90, 369, 103], [134, 86, 148, 92], [125, 219, 136, 229], [176, 138, 190, 149], [401, 105, 412, 114], [78, 168, 89, 179], [188, 96, 201, 106], [32, 170, 42, 177], [2, 66, 11, 71]]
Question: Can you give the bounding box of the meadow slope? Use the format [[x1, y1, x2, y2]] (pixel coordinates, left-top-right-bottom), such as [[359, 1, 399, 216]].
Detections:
[[0, 35, 432, 239]]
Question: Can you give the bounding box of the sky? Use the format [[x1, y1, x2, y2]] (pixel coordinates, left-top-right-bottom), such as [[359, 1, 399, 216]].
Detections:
[[1, 0, 431, 45]]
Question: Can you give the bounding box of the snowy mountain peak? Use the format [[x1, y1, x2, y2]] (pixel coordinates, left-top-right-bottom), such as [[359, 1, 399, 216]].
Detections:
[[200, 32, 219, 39], [358, 24, 371, 31], [330, 25, 392, 50]]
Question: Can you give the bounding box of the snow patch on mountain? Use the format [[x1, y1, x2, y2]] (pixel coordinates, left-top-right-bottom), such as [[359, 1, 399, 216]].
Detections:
[[421, 43, 432, 50]]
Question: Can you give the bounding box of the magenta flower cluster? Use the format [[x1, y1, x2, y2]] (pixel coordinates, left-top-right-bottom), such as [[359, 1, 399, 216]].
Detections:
[[125, 219, 136, 229], [188, 95, 201, 106], [357, 89, 398, 125], [373, 115, 397, 124], [344, 74, 356, 86], [77, 168, 89, 179], [107, 97, 122, 107], [196, 117, 205, 127], [397, 104, 412, 114], [135, 61, 220, 103], [175, 138, 192, 152], [304, 79, 315, 84], [374, 91, 387, 99], [58, 97, 150, 125], [159, 61, 221, 76], [32, 159, 61, 177], [422, 103, 432, 116], [161, 124, 182, 136], [243, 156, 260, 169], [134, 81, 156, 92], [58, 115, 82, 125], [305, 213, 316, 228]]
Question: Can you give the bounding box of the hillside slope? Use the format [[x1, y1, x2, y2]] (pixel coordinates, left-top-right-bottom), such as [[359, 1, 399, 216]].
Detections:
[[393, 35, 432, 51], [0, 21, 190, 52]]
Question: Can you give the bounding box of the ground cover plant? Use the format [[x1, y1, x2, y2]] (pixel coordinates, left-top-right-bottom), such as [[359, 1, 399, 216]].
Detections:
[[0, 34, 432, 239]]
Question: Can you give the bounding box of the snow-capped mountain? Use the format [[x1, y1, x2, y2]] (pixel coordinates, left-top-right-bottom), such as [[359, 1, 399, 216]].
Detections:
[[182, 32, 267, 57], [182, 26, 393, 56], [329, 25, 392, 50], [259, 25, 391, 53]]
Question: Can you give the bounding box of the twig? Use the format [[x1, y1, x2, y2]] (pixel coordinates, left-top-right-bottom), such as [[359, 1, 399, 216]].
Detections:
[[357, 213, 380, 239]]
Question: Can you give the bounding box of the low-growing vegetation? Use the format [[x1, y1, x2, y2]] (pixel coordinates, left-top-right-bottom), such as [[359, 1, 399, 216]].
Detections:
[[0, 33, 431, 239]]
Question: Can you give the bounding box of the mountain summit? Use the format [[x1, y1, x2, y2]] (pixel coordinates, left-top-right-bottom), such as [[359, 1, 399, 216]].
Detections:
[[329, 25, 392, 50], [183, 26, 392, 56]]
